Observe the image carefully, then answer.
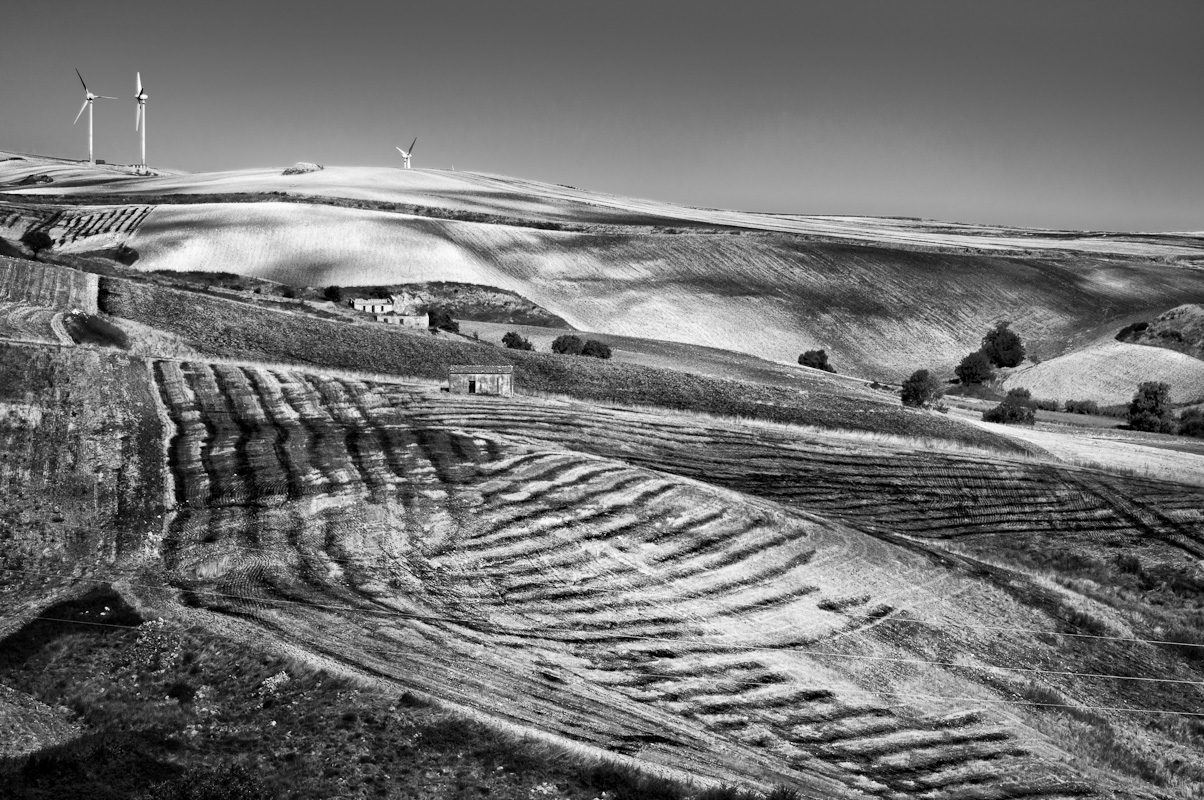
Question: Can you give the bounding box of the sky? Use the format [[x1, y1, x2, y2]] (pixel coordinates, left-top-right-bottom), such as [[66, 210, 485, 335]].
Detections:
[[3, 0, 1202, 232]]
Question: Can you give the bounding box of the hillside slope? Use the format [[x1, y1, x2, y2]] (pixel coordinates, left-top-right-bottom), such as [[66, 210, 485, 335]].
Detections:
[[110, 202, 1204, 380], [5, 153, 1204, 380], [1120, 304, 1204, 360], [5, 337, 1204, 796], [1004, 340, 1204, 405]]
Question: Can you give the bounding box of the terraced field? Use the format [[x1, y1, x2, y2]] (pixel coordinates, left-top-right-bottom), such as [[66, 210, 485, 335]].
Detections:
[[0, 257, 96, 343], [0, 201, 151, 252], [141, 360, 1204, 797]]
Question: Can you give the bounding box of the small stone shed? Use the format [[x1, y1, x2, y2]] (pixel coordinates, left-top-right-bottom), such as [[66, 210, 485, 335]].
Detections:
[[448, 365, 513, 396], [375, 312, 430, 329]]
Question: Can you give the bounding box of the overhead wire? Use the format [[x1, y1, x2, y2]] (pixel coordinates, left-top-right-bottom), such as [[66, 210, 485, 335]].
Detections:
[[4, 565, 1204, 692]]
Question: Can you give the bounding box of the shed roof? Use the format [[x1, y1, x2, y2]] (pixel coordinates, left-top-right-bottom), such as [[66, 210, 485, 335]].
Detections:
[[448, 365, 514, 375]]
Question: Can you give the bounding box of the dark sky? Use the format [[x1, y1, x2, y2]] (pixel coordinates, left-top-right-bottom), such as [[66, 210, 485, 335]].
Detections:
[[4, 0, 1202, 231]]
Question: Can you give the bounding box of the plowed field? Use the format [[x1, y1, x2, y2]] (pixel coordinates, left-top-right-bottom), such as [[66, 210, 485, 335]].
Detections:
[[0, 257, 96, 343], [134, 360, 1204, 797]]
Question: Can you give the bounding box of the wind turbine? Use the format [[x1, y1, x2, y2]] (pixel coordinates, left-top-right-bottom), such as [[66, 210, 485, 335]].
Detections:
[[396, 137, 417, 170], [73, 69, 117, 166], [134, 72, 148, 171]]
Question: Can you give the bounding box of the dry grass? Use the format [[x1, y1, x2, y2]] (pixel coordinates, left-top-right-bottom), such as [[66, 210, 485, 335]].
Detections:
[[1004, 340, 1204, 406]]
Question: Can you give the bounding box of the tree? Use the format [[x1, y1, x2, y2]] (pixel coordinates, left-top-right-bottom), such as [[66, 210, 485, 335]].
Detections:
[[981, 321, 1025, 368], [20, 229, 53, 260], [582, 339, 612, 359], [428, 307, 459, 334], [982, 388, 1037, 425], [1179, 407, 1204, 439], [798, 349, 835, 373], [322, 285, 343, 303], [900, 369, 944, 408], [551, 334, 584, 355], [954, 350, 994, 384], [501, 331, 534, 351], [1128, 381, 1175, 433]]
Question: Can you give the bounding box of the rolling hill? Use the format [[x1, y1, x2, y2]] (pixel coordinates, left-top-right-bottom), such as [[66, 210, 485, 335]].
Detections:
[[4, 152, 1204, 381], [1004, 340, 1204, 406]]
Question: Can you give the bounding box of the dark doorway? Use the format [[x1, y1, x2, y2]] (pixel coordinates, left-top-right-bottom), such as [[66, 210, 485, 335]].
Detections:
[[468, 379, 477, 394]]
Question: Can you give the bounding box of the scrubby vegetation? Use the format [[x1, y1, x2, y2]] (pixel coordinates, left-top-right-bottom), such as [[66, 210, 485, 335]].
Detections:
[[19, 230, 52, 260], [1128, 381, 1175, 433], [900, 369, 943, 409], [62, 313, 130, 349], [981, 321, 1026, 368], [797, 349, 834, 373], [955, 350, 994, 384], [983, 387, 1037, 425], [426, 306, 459, 334], [581, 339, 612, 359], [281, 162, 324, 175], [1179, 407, 1204, 438], [1064, 399, 1100, 415], [501, 331, 534, 351], [551, 334, 583, 355]]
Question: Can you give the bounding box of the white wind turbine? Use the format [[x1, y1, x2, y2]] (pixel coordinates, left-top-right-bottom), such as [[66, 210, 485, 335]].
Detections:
[[396, 137, 417, 170], [134, 72, 149, 170], [73, 69, 117, 166]]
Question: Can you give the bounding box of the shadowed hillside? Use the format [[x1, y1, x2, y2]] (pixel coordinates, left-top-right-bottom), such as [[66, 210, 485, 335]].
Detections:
[[4, 152, 1204, 380]]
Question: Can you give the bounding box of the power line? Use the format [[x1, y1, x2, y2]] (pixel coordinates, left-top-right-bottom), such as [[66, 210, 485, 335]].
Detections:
[[4, 565, 1203, 691], [2, 610, 1202, 720]]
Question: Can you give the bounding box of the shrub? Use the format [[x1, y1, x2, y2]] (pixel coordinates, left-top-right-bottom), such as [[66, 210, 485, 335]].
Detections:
[[1064, 399, 1099, 415], [427, 307, 459, 334], [981, 321, 1025, 368], [1116, 321, 1150, 341], [1178, 407, 1204, 439], [322, 285, 342, 303], [954, 350, 994, 384], [798, 349, 835, 373], [983, 388, 1037, 425], [551, 334, 584, 355], [20, 229, 53, 259], [1034, 398, 1059, 411], [582, 339, 612, 359], [900, 369, 944, 409], [282, 162, 323, 175], [1128, 381, 1175, 433], [281, 287, 297, 299], [501, 331, 534, 351]]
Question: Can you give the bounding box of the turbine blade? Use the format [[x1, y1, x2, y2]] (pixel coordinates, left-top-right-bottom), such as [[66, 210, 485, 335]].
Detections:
[[137, 72, 142, 94], [136, 104, 141, 131], [99, 95, 118, 100], [76, 68, 87, 91], [74, 98, 88, 125], [409, 136, 417, 154]]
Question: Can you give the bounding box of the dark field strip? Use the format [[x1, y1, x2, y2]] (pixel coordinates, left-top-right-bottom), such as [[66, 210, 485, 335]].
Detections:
[[400, 394, 1204, 551]]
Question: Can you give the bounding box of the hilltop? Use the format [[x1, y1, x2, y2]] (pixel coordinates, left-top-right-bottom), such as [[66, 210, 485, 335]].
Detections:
[[4, 156, 1204, 798], [4, 151, 1204, 381]]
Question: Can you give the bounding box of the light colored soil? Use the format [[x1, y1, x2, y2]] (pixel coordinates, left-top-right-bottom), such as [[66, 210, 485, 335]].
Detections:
[[1004, 341, 1204, 405]]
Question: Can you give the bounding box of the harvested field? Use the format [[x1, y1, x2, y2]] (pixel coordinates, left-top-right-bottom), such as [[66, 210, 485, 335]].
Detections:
[[98, 275, 1024, 451], [0, 257, 97, 343], [145, 359, 1204, 797], [1004, 341, 1204, 405], [117, 201, 1204, 379]]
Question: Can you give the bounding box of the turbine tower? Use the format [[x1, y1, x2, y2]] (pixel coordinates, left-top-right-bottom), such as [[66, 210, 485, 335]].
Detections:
[[135, 72, 148, 171], [73, 69, 117, 166], [396, 137, 417, 170]]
